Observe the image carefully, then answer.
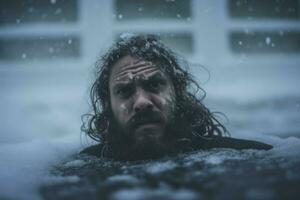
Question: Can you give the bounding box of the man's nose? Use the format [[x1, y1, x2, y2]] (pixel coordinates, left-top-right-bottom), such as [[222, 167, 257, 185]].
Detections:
[[133, 90, 154, 113]]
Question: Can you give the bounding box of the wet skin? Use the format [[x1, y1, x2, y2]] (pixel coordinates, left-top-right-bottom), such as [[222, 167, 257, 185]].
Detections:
[[109, 55, 176, 145]]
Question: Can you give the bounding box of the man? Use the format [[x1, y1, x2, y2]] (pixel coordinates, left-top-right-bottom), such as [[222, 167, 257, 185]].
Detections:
[[81, 34, 272, 161]]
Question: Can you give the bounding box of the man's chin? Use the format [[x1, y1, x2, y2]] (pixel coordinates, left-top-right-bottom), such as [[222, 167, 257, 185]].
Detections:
[[133, 123, 164, 145]]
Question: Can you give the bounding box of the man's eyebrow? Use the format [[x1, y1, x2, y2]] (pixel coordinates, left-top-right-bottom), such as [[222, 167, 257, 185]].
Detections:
[[112, 81, 131, 88], [146, 71, 168, 81]]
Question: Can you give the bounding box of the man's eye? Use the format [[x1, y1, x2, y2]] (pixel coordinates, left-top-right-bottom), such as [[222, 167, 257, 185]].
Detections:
[[116, 87, 133, 98], [147, 81, 165, 92]]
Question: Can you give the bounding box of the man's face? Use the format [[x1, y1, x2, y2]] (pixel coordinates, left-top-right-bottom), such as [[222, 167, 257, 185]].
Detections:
[[109, 55, 176, 146]]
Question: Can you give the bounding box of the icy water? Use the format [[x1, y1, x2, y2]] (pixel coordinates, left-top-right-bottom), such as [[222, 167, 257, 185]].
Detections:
[[1, 69, 299, 200], [40, 136, 300, 200], [1, 95, 300, 200]]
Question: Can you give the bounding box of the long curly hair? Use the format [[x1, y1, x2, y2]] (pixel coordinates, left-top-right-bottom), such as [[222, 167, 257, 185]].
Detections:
[[81, 34, 227, 147]]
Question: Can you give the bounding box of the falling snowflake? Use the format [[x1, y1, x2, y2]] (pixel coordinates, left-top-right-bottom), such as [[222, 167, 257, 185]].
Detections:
[[265, 37, 271, 45]]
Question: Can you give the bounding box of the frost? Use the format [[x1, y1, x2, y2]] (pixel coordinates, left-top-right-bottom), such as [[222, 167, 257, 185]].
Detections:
[[16, 19, 21, 24], [238, 41, 243, 45], [120, 104, 128, 113], [68, 39, 72, 44], [21, 53, 27, 59], [138, 7, 143, 12], [50, 0, 56, 4], [120, 33, 136, 40], [128, 72, 133, 80]]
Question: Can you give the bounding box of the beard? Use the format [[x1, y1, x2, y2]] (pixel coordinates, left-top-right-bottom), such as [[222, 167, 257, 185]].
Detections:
[[106, 109, 182, 161]]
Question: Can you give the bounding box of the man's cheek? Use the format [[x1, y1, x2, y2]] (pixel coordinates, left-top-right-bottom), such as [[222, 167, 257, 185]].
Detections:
[[116, 103, 130, 125], [120, 103, 129, 115]]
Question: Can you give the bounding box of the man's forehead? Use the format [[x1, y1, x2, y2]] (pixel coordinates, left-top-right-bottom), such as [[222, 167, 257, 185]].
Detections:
[[110, 56, 165, 82]]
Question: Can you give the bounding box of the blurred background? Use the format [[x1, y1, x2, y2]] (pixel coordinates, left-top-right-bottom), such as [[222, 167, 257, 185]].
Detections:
[[1, 0, 300, 144]]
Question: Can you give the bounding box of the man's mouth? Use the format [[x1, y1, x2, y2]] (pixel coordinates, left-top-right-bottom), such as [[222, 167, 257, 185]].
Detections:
[[128, 113, 165, 131], [135, 121, 162, 130]]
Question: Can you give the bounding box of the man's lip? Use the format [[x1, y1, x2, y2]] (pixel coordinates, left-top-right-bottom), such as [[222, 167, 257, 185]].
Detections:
[[134, 122, 162, 129]]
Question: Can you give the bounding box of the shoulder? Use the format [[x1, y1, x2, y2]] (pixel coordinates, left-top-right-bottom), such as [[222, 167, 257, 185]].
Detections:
[[80, 144, 103, 157], [192, 136, 273, 150]]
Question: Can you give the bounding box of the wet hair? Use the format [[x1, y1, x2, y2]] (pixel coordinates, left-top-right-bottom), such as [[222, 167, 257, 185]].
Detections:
[[81, 34, 227, 147]]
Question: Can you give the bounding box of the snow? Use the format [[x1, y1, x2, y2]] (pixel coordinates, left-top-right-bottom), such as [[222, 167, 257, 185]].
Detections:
[[265, 37, 271, 45], [1, 1, 300, 199], [118, 14, 123, 19], [111, 188, 198, 200], [1, 104, 299, 199], [63, 159, 86, 168], [0, 136, 81, 200], [145, 161, 177, 174], [107, 175, 141, 184], [38, 137, 300, 199]]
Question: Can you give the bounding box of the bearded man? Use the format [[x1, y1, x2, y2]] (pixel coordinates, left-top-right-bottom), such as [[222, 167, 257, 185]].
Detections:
[[81, 34, 272, 161]]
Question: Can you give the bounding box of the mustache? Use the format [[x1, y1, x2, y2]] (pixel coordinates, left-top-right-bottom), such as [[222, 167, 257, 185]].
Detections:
[[127, 110, 165, 130]]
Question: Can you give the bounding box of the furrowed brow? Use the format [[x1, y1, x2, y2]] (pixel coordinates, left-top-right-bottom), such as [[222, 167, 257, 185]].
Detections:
[[112, 81, 132, 92], [117, 62, 153, 76]]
